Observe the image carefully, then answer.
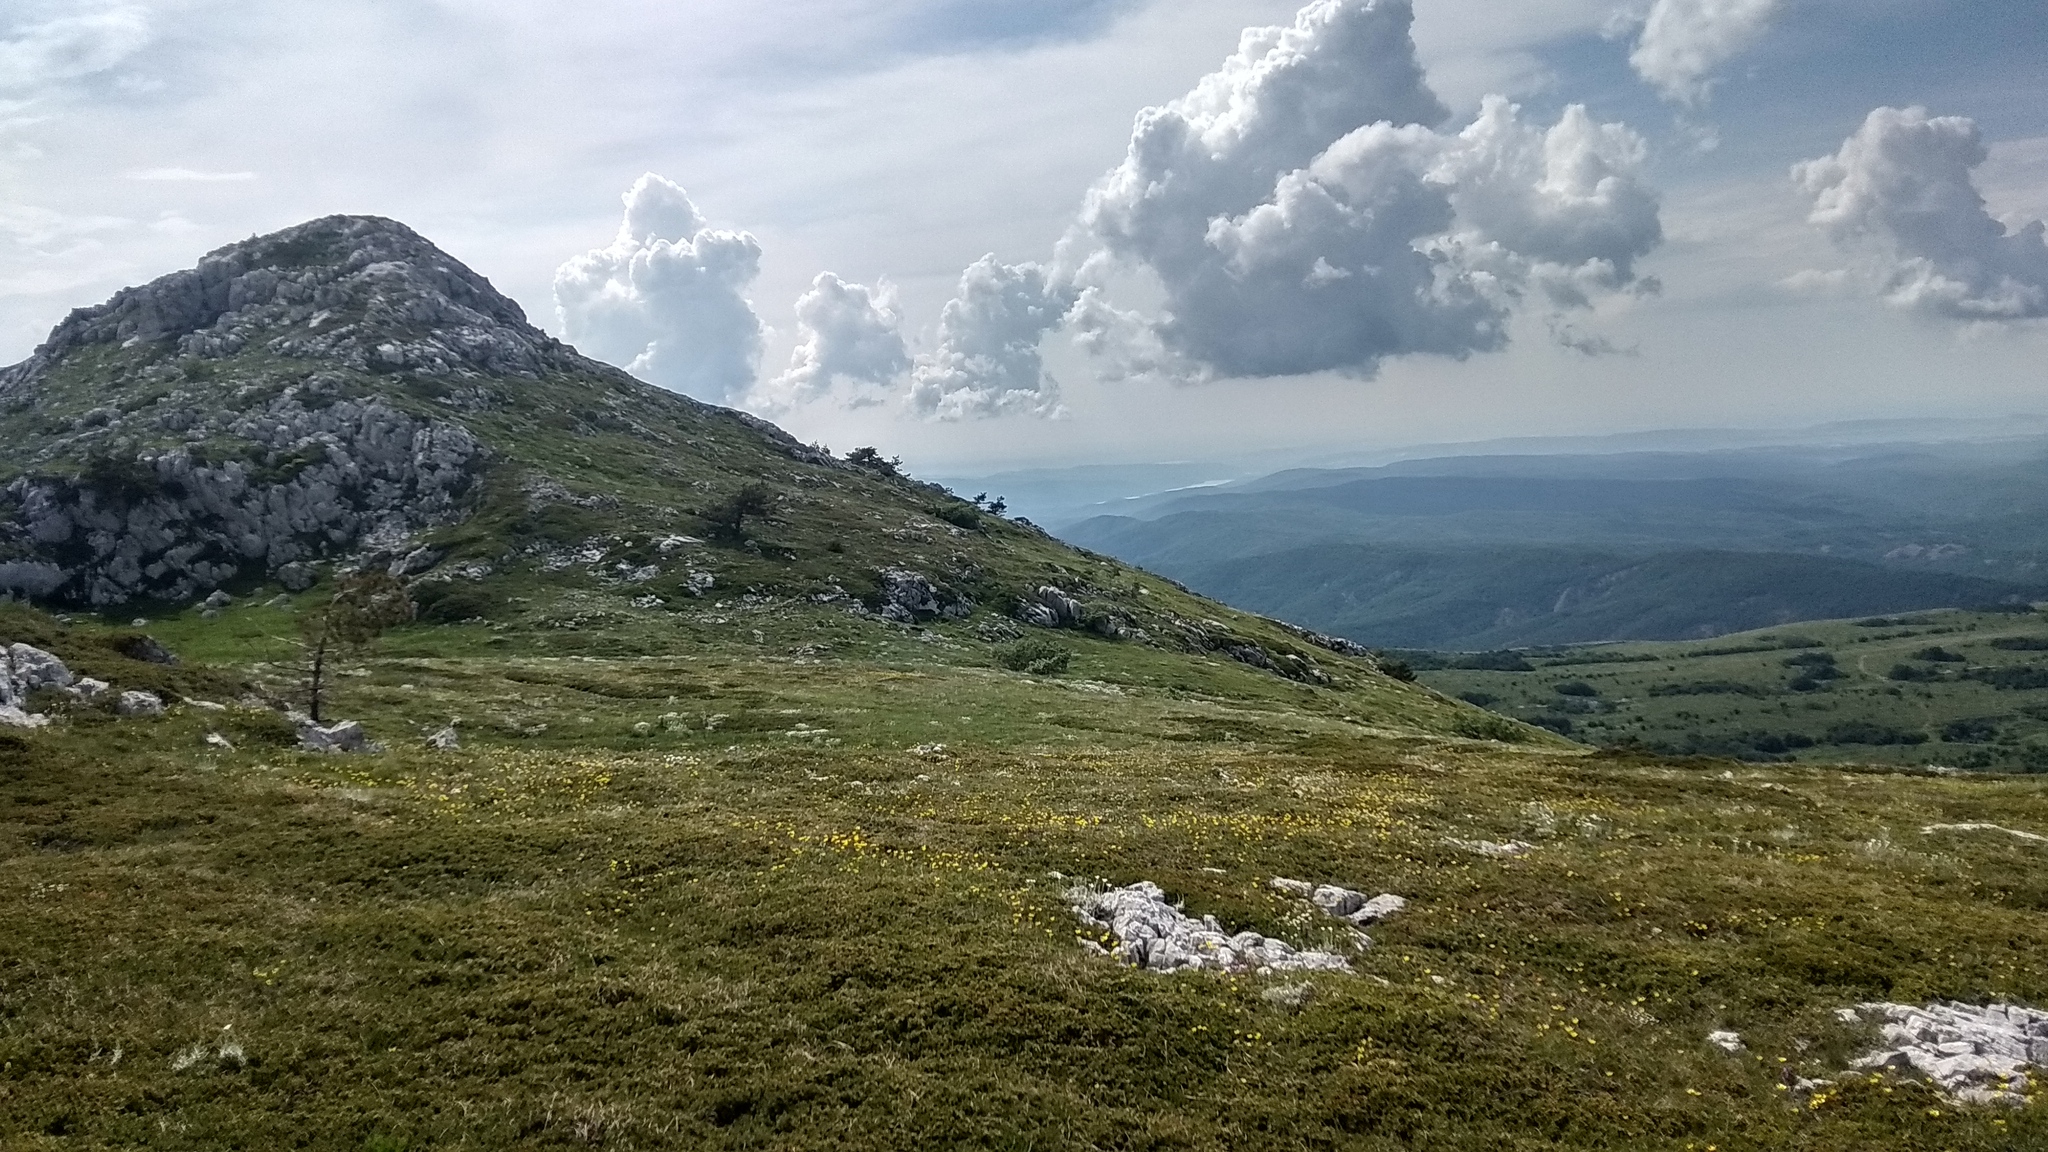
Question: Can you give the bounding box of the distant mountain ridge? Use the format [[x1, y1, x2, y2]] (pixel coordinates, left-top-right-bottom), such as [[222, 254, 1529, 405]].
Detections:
[[1061, 443, 2048, 649]]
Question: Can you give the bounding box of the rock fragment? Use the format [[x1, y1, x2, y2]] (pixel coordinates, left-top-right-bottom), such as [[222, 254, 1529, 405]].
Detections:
[[1, 642, 75, 727], [426, 725, 460, 750], [116, 691, 165, 717], [1707, 1031, 1746, 1054]]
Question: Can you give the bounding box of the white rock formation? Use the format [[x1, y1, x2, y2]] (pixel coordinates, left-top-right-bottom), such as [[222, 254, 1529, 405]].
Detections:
[[1707, 1030, 1746, 1053], [1069, 881, 1352, 974], [1848, 1002, 2048, 1105], [1, 642, 75, 727]]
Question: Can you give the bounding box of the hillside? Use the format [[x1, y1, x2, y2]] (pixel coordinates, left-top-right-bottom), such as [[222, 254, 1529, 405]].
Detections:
[[1406, 606, 2048, 772], [1169, 543, 2033, 650], [1060, 445, 2048, 648], [2, 220, 2047, 1150]]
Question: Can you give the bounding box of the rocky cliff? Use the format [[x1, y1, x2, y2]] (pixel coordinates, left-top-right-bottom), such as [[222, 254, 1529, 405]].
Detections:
[[0, 217, 686, 607]]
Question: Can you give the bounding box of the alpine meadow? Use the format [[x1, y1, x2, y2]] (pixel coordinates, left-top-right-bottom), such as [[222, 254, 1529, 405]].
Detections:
[[5, 0, 2048, 1149]]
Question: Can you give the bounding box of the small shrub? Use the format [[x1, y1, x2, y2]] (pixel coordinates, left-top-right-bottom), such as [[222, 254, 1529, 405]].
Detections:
[[844, 447, 901, 476], [934, 505, 981, 531], [1529, 715, 1575, 737], [1782, 651, 1837, 668], [1912, 646, 1966, 663], [1825, 720, 1928, 746], [998, 637, 1070, 676], [1377, 658, 1416, 683], [413, 583, 496, 624], [1887, 663, 1936, 682], [1554, 681, 1598, 697], [1990, 636, 2048, 651], [1457, 691, 1499, 708]]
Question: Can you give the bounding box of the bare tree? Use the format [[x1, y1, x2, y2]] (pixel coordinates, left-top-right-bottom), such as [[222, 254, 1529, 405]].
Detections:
[[299, 570, 414, 723]]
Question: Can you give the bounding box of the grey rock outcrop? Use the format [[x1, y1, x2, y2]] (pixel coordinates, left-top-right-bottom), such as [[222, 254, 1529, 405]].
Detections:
[[1847, 1001, 2048, 1105], [876, 568, 971, 624], [1, 387, 487, 607], [115, 690, 164, 717], [1018, 586, 1083, 629], [1069, 881, 1352, 975], [300, 719, 372, 754], [1, 642, 74, 727], [1272, 877, 1407, 929]]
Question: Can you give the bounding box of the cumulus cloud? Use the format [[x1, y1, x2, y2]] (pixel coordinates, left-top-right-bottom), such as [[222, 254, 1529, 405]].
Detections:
[[1795, 107, 2048, 321], [1625, 0, 1782, 105], [909, 256, 1075, 419], [759, 272, 909, 410], [0, 5, 152, 95], [909, 0, 1662, 418], [554, 174, 765, 403]]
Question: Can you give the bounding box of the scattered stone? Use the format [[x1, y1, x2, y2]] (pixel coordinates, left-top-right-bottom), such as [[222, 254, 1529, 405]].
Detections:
[[200, 608, 221, 620], [205, 732, 234, 749], [1447, 838, 1535, 858], [266, 595, 293, 609], [1922, 823, 2048, 846], [70, 677, 109, 699], [1312, 885, 1367, 918], [1708, 1031, 1746, 1054], [300, 720, 372, 754], [1067, 881, 1352, 975], [276, 563, 319, 592], [684, 571, 716, 596], [115, 690, 165, 717], [201, 590, 232, 610], [910, 743, 950, 759], [426, 725, 460, 750], [1268, 877, 1314, 897], [182, 698, 227, 712], [114, 635, 179, 665], [1847, 1001, 2048, 1105], [1836, 1008, 1863, 1024], [875, 568, 971, 624]]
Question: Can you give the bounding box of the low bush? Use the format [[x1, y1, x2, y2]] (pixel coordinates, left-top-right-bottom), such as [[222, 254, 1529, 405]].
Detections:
[[997, 636, 1070, 676]]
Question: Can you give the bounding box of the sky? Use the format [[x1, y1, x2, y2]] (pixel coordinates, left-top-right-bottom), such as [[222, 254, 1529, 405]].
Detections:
[[2, 0, 2045, 474]]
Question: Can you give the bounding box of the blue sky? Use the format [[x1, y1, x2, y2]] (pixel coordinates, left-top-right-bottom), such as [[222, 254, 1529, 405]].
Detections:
[[2, 0, 2044, 471]]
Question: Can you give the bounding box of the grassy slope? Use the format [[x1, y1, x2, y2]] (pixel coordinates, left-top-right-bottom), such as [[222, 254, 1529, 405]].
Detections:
[[3, 599, 2047, 1150], [1412, 608, 2048, 771]]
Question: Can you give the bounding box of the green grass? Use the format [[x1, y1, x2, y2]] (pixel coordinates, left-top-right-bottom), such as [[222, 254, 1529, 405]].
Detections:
[[4, 602, 2048, 1149], [1409, 608, 2048, 771]]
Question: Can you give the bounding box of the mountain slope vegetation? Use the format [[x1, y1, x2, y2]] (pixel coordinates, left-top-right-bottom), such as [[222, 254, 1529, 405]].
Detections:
[[1, 219, 2044, 1150]]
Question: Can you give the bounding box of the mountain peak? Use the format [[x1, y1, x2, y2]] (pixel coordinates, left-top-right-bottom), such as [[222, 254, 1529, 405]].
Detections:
[[3, 214, 567, 394]]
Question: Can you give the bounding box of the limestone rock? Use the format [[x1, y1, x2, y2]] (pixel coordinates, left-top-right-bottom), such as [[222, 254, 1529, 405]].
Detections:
[[1068, 881, 1352, 975], [1268, 877, 1314, 897], [426, 725, 460, 750], [116, 690, 165, 717], [876, 568, 971, 624], [276, 563, 319, 592], [1708, 1031, 1746, 1054], [300, 720, 372, 754], [1, 643, 73, 728], [1846, 1001, 2048, 1105], [201, 590, 232, 610]]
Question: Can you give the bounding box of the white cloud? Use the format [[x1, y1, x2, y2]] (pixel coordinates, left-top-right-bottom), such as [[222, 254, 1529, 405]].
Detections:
[[0, 5, 153, 94], [905, 0, 1663, 416], [553, 173, 765, 403], [1795, 107, 2048, 321], [908, 255, 1075, 419], [758, 272, 909, 409], [1625, 0, 1782, 105], [122, 167, 255, 182]]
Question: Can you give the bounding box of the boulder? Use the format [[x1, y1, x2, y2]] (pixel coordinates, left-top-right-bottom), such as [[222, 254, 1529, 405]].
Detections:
[[70, 677, 110, 699], [389, 546, 444, 577], [116, 690, 165, 717], [876, 568, 968, 624], [426, 725, 460, 750], [1020, 586, 1083, 629], [115, 635, 179, 665], [201, 590, 232, 610], [276, 563, 319, 592], [0, 643, 75, 729], [300, 720, 372, 754]]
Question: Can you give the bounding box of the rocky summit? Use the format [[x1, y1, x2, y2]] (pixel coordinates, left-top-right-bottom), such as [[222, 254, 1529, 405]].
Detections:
[[0, 217, 839, 609]]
